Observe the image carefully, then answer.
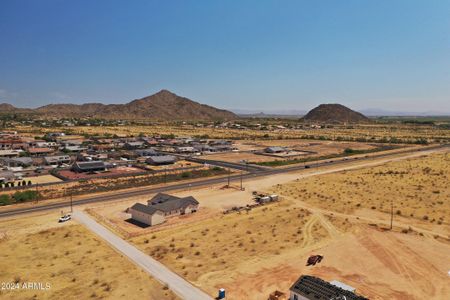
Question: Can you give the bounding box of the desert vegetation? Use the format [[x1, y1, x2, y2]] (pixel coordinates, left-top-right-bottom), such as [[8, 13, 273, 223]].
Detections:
[[0, 216, 178, 300], [272, 152, 449, 226], [130, 201, 329, 294], [10, 119, 450, 144]]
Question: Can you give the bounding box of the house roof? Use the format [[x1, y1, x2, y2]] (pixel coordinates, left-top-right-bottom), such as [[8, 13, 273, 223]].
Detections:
[[265, 146, 286, 152], [146, 155, 176, 164], [130, 202, 160, 215], [290, 276, 368, 300], [0, 171, 15, 179], [44, 155, 71, 163], [0, 150, 21, 157], [131, 193, 199, 215], [73, 161, 106, 170], [126, 141, 145, 146], [135, 148, 159, 156], [0, 157, 33, 165], [28, 147, 54, 154]]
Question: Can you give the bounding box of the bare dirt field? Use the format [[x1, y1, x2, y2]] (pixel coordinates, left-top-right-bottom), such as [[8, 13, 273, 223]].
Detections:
[[15, 122, 449, 143], [59, 165, 144, 180], [121, 149, 450, 300], [86, 184, 257, 237], [201, 140, 380, 164], [23, 174, 62, 185], [271, 152, 450, 234], [2, 147, 448, 300], [0, 212, 178, 300]]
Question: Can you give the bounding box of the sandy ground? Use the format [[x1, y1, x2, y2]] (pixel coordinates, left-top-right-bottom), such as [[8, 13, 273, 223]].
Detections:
[[59, 165, 143, 180], [271, 152, 450, 235], [119, 148, 450, 300], [2, 147, 448, 300], [0, 212, 178, 300], [201, 140, 379, 163], [23, 174, 62, 184]]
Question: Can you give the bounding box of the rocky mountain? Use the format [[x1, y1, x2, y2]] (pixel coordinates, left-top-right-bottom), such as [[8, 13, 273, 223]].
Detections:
[[4, 90, 237, 120], [302, 104, 369, 123]]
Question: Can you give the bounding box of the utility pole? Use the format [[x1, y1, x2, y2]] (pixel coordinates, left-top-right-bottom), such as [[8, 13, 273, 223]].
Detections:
[[390, 198, 393, 230], [227, 168, 230, 187], [70, 190, 73, 213], [35, 183, 39, 204], [240, 170, 243, 190]]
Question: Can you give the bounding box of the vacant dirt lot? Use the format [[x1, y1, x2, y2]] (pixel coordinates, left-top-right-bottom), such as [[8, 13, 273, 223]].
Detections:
[[272, 152, 450, 232], [129, 201, 330, 298], [124, 150, 450, 299], [201, 140, 379, 164], [87, 184, 257, 237], [59, 165, 144, 180], [23, 174, 62, 185], [0, 213, 178, 300]]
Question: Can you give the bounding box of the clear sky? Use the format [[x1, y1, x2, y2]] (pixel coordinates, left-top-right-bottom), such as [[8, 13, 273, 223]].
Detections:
[[1, 0, 449, 113]]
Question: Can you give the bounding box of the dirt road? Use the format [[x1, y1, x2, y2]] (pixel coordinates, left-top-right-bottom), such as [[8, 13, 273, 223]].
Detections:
[[72, 211, 213, 300]]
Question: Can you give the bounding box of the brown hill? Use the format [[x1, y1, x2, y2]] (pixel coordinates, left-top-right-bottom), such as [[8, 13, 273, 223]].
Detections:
[[0, 103, 17, 112], [0, 103, 34, 114], [35, 90, 236, 120], [302, 104, 369, 123]]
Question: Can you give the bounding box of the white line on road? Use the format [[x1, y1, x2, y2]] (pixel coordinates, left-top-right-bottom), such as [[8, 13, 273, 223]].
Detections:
[[73, 211, 213, 300]]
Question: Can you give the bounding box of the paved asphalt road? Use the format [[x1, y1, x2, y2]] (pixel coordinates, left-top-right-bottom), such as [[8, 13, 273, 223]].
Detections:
[[73, 211, 213, 300], [0, 144, 447, 218]]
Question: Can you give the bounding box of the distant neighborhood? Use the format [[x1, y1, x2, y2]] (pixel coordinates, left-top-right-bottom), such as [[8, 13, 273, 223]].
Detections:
[[0, 130, 238, 187]]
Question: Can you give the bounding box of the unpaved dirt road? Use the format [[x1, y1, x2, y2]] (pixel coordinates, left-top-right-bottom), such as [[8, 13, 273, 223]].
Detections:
[[72, 211, 213, 300]]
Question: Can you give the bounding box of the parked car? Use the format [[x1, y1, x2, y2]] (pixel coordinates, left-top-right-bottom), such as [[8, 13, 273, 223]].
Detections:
[[58, 214, 71, 223]]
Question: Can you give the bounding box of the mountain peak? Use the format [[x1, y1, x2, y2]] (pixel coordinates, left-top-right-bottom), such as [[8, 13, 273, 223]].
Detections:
[[302, 103, 369, 123], [154, 89, 178, 97]]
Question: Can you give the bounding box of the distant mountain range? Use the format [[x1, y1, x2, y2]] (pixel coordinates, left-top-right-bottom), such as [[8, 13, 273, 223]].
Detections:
[[0, 90, 237, 121], [233, 108, 450, 117]]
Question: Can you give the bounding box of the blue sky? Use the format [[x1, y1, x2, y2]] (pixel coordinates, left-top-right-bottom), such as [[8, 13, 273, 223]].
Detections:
[[0, 0, 449, 113]]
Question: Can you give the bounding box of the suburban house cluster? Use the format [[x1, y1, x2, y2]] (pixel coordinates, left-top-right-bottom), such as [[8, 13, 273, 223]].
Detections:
[[0, 130, 236, 184]]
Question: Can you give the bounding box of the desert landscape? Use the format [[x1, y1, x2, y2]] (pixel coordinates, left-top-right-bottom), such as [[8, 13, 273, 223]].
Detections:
[[78, 149, 450, 300], [0, 212, 178, 300], [2, 3, 450, 299]]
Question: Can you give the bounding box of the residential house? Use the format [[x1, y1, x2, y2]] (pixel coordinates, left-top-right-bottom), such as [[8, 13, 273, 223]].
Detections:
[[128, 193, 199, 226], [265, 146, 287, 153], [44, 155, 71, 165], [124, 141, 145, 150], [135, 148, 159, 157], [0, 157, 33, 168], [0, 171, 16, 183], [71, 161, 106, 173], [146, 155, 176, 165], [28, 147, 55, 156], [0, 150, 21, 157]]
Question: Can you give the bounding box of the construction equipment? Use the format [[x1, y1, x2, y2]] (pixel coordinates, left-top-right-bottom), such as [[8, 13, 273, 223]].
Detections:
[[306, 255, 323, 266]]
